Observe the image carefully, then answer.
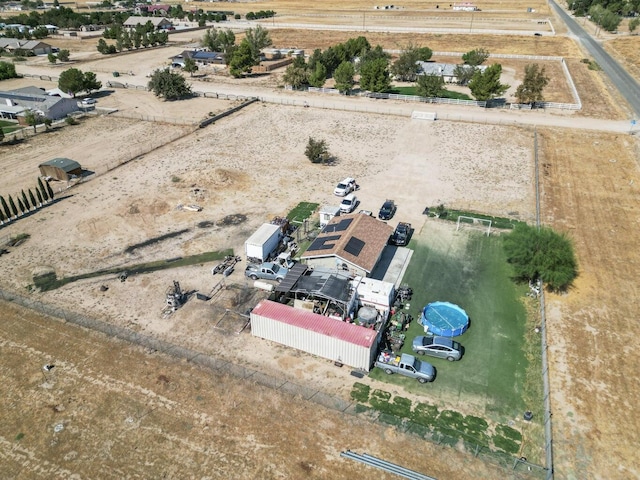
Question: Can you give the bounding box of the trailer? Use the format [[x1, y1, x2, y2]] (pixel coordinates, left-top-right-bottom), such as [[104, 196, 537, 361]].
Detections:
[[245, 223, 283, 263]]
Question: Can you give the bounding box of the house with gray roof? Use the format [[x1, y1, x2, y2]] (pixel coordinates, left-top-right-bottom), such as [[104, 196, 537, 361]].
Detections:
[[417, 61, 487, 84], [123, 16, 172, 30], [0, 38, 53, 55], [0, 86, 79, 120]]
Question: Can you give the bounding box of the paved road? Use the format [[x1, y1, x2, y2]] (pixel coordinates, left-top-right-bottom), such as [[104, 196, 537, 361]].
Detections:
[[549, 0, 640, 118]]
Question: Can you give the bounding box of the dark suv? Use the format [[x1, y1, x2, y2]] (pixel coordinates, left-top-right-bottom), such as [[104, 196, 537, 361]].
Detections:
[[378, 199, 397, 220]]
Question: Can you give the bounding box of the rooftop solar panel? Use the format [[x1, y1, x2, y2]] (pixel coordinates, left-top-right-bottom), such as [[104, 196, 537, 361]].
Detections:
[[343, 236, 365, 257], [307, 235, 341, 251], [324, 218, 353, 233]]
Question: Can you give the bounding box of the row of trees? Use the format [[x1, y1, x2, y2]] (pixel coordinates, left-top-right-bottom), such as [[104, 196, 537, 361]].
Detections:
[[98, 28, 169, 54], [569, 0, 639, 32], [282, 39, 548, 103], [0, 26, 49, 40], [0, 178, 54, 225], [1, 6, 128, 30], [48, 49, 70, 63], [200, 25, 273, 77]]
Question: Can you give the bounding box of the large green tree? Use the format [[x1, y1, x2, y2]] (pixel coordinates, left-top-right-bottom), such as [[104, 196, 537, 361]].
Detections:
[[58, 68, 101, 95], [308, 62, 327, 88], [469, 64, 509, 101], [201, 27, 236, 61], [58, 68, 85, 94], [503, 223, 578, 292], [453, 64, 477, 86], [244, 25, 272, 63], [416, 73, 445, 97], [359, 58, 390, 92], [333, 61, 355, 94], [282, 64, 309, 89], [82, 71, 102, 93], [228, 40, 255, 78], [515, 64, 550, 105], [147, 68, 192, 100], [462, 48, 490, 66], [391, 44, 433, 82], [183, 57, 198, 77]]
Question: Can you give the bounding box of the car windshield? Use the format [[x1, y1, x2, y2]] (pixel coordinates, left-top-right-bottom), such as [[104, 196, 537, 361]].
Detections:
[[342, 198, 352, 205], [337, 183, 346, 189], [422, 337, 434, 346], [271, 264, 280, 273], [382, 203, 392, 211]]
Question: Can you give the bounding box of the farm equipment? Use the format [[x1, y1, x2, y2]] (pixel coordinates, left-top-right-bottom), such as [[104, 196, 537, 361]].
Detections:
[[165, 281, 187, 311], [212, 255, 241, 275]]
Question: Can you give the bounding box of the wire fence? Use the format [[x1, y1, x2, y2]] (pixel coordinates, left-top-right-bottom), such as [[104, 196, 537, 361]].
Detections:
[[534, 129, 554, 480], [1, 284, 542, 478]]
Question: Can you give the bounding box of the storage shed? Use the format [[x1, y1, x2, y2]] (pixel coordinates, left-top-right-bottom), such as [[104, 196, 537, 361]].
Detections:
[[38, 158, 82, 181], [250, 299, 381, 371]]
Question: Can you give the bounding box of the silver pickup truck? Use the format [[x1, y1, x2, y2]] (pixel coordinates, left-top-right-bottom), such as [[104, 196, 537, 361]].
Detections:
[[245, 262, 288, 282], [374, 352, 435, 383]]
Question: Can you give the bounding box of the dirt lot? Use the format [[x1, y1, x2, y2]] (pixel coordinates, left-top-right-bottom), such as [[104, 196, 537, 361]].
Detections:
[[0, 97, 537, 477], [0, 301, 512, 479], [539, 128, 640, 479]]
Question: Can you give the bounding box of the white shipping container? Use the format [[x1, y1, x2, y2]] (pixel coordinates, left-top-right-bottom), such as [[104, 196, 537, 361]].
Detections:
[[250, 300, 380, 371]]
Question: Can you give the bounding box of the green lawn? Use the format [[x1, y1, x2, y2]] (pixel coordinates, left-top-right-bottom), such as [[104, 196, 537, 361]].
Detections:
[[370, 231, 529, 421], [0, 119, 22, 134], [388, 86, 472, 101]]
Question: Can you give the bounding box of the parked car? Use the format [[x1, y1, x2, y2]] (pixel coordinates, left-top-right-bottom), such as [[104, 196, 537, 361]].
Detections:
[[358, 210, 373, 216], [81, 97, 97, 105], [391, 222, 411, 246], [245, 262, 288, 282], [378, 199, 397, 220], [334, 177, 357, 196], [412, 336, 463, 361], [340, 193, 358, 213]]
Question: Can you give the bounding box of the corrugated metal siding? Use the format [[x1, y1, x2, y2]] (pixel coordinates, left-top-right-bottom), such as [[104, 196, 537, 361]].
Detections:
[[251, 300, 378, 371]]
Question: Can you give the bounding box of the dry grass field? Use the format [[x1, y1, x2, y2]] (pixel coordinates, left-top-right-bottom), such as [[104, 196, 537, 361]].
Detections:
[[604, 36, 640, 80], [538, 128, 640, 478], [0, 302, 510, 480]]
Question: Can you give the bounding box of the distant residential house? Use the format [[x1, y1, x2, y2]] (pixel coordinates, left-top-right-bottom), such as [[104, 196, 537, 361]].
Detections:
[[134, 4, 170, 15], [416, 61, 487, 84], [171, 50, 225, 68], [0, 38, 53, 55], [452, 2, 479, 11], [0, 86, 79, 120], [123, 16, 173, 30]]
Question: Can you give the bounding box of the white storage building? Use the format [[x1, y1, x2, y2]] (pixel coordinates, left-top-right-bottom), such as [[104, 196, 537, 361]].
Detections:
[[250, 299, 381, 371]]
